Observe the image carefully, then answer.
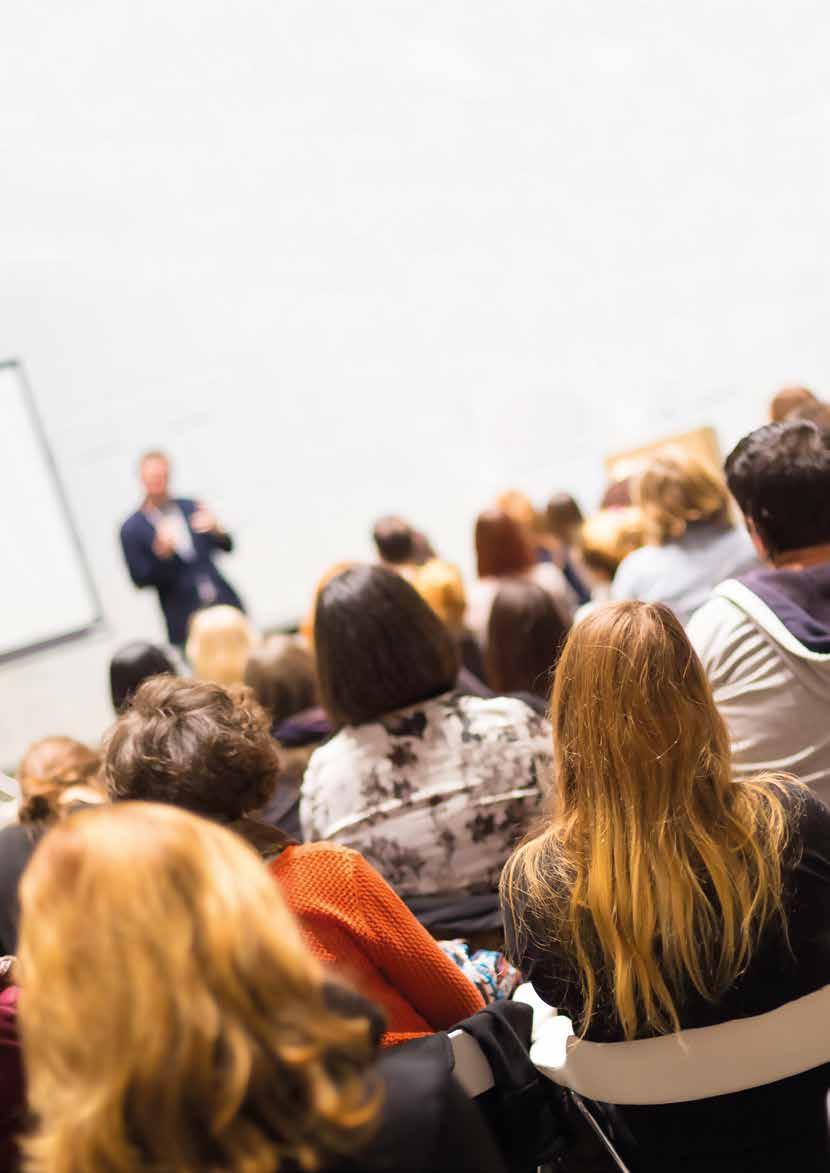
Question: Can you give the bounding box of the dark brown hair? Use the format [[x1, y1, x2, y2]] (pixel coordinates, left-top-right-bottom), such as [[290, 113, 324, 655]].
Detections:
[[545, 493, 584, 541], [371, 516, 415, 564], [103, 677, 281, 820], [109, 641, 177, 712], [475, 509, 535, 578], [725, 420, 830, 556], [486, 581, 568, 699], [244, 635, 317, 725], [314, 564, 458, 726]]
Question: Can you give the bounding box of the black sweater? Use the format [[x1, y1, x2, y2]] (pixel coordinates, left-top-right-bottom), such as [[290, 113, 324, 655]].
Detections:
[[503, 788, 830, 1172]]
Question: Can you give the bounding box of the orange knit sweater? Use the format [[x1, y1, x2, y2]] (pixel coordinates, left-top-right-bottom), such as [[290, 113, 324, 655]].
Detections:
[[270, 842, 484, 1046]]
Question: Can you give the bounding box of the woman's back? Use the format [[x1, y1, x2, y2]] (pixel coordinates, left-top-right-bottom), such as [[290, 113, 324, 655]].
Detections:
[[507, 788, 830, 1170], [501, 601, 830, 1171], [15, 804, 504, 1173], [301, 691, 552, 897]]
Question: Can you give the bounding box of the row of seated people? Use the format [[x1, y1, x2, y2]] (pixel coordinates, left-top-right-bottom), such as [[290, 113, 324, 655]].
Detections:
[[117, 409, 830, 834], [2, 599, 827, 1169], [1, 407, 829, 1169]]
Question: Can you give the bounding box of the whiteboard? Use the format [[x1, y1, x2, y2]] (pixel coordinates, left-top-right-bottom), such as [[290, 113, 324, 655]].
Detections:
[[0, 362, 101, 660]]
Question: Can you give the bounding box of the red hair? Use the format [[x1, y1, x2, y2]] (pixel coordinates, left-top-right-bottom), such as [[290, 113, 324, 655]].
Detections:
[[475, 509, 534, 577]]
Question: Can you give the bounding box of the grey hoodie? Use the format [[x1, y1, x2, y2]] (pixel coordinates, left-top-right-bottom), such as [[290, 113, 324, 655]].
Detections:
[[688, 562, 830, 809]]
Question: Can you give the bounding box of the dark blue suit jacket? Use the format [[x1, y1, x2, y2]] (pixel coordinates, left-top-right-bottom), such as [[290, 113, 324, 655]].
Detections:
[[120, 498, 244, 645]]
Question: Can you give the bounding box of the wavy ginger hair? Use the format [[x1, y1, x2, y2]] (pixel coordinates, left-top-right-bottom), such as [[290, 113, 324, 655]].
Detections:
[[18, 803, 379, 1173], [501, 601, 795, 1040]]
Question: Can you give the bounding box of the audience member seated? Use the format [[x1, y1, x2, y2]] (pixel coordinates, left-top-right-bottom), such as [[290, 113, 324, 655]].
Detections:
[[769, 384, 819, 422], [494, 490, 542, 553], [575, 505, 645, 606], [689, 420, 830, 807], [466, 509, 577, 643], [544, 491, 584, 547], [372, 514, 418, 568], [501, 602, 830, 1172], [10, 804, 503, 1172], [541, 491, 591, 604], [109, 639, 177, 711], [244, 633, 329, 837], [185, 603, 258, 684], [0, 961, 21, 1172], [485, 581, 568, 711], [497, 489, 590, 606], [104, 676, 484, 1044], [611, 447, 757, 622], [372, 515, 434, 578], [301, 565, 552, 901], [0, 736, 104, 955], [411, 558, 489, 688]]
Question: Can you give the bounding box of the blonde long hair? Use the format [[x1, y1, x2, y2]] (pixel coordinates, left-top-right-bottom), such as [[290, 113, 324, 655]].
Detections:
[[18, 803, 379, 1173], [501, 602, 795, 1040], [637, 447, 731, 545]]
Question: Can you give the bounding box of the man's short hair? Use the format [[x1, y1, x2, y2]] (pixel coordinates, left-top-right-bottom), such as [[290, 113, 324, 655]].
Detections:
[[372, 516, 415, 565], [725, 420, 830, 556]]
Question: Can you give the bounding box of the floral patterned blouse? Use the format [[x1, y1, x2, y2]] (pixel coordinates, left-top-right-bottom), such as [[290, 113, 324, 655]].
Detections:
[[299, 691, 553, 898]]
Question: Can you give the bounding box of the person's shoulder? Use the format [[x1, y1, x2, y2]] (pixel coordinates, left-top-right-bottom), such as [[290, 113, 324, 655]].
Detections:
[[305, 728, 357, 773], [459, 690, 549, 722], [610, 543, 661, 594], [790, 785, 830, 852], [530, 561, 568, 589], [279, 840, 361, 883], [455, 693, 552, 742], [361, 1044, 504, 1173], [0, 821, 33, 859], [120, 508, 146, 537], [686, 592, 750, 650]]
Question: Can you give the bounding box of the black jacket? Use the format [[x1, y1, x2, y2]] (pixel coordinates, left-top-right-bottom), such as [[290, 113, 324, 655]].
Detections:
[[119, 498, 243, 645]]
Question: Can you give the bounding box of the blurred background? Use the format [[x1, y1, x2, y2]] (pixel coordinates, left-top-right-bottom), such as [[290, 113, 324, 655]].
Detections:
[[1, 0, 828, 765]]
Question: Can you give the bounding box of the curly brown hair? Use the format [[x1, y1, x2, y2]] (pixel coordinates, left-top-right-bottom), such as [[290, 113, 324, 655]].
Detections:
[[103, 677, 281, 821]]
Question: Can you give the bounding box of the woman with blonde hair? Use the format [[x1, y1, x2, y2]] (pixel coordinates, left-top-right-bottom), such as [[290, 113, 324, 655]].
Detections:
[[13, 803, 502, 1172], [186, 603, 258, 685], [611, 447, 756, 622], [501, 602, 830, 1171]]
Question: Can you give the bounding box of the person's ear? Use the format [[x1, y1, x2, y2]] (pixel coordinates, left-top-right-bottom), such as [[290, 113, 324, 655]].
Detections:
[[745, 516, 771, 563]]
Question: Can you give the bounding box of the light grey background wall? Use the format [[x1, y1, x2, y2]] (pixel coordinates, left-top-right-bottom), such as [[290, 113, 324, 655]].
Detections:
[[2, 1, 828, 767]]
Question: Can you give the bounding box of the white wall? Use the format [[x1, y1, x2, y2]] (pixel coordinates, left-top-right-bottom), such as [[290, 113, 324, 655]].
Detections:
[[2, 1, 828, 766]]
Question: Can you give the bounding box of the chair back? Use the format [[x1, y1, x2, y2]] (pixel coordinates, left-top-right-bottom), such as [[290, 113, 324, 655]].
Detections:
[[532, 984, 830, 1106]]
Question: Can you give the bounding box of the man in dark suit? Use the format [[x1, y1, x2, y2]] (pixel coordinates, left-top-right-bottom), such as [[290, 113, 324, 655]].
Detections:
[[120, 451, 244, 646]]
